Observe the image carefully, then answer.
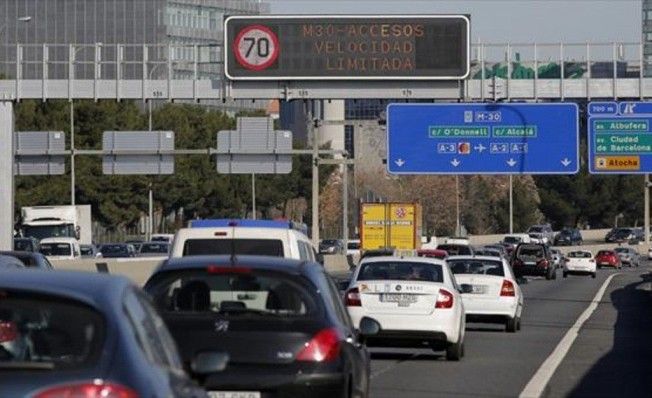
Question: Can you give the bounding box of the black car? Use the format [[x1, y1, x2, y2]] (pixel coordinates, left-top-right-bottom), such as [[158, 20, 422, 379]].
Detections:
[[0, 270, 207, 397], [554, 228, 583, 246], [144, 255, 376, 398], [13, 237, 40, 252], [510, 243, 556, 280], [605, 227, 634, 243], [436, 244, 474, 256], [319, 239, 344, 254], [0, 251, 53, 270], [99, 243, 137, 258]]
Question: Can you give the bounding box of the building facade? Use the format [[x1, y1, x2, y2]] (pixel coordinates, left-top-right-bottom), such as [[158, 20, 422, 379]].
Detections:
[[645, 0, 652, 76], [0, 0, 269, 111]]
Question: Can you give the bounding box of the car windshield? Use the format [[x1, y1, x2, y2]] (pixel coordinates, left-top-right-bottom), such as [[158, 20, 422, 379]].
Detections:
[[139, 243, 169, 254], [80, 246, 93, 256], [0, 290, 104, 370], [568, 252, 592, 258], [348, 242, 360, 250], [147, 269, 320, 318], [528, 226, 543, 233], [448, 259, 505, 276], [39, 243, 71, 256], [182, 239, 284, 257], [357, 261, 444, 283], [321, 240, 338, 246], [100, 245, 127, 254]]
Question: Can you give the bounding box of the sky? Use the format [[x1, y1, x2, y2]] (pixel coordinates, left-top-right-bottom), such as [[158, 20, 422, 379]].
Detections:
[[267, 0, 641, 43]]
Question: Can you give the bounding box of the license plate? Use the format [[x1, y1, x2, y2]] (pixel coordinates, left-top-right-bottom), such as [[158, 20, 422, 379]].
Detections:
[[380, 293, 418, 306], [471, 285, 487, 294], [599, 262, 609, 266], [208, 392, 261, 398]]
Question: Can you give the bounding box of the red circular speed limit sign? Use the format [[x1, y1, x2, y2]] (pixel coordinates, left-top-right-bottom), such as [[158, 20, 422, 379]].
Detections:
[[233, 25, 279, 71]]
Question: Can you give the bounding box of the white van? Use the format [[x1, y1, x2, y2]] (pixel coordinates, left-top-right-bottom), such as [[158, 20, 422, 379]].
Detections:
[[170, 219, 317, 261], [39, 237, 81, 260]]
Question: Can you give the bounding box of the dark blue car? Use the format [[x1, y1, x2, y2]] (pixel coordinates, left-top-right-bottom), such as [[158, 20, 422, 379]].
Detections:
[[144, 255, 377, 398], [0, 270, 208, 397]]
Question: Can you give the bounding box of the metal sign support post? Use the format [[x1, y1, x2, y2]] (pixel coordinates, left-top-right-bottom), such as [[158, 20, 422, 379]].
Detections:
[[342, 162, 348, 253], [645, 174, 650, 244], [455, 175, 460, 236], [509, 175, 514, 234], [148, 184, 153, 241], [251, 173, 256, 220], [70, 101, 75, 205], [0, 101, 14, 250]]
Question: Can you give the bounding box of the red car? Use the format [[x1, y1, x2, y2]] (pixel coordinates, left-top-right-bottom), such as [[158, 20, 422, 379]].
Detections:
[[417, 249, 448, 259], [595, 250, 622, 269]]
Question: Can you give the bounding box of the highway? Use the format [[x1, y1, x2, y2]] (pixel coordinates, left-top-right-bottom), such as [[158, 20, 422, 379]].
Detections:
[[367, 264, 652, 398]]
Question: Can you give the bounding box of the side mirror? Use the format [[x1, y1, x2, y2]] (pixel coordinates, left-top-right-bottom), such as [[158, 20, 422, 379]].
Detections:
[[191, 351, 230, 375], [336, 279, 351, 293], [459, 284, 474, 294], [358, 316, 381, 338], [75, 226, 81, 240]]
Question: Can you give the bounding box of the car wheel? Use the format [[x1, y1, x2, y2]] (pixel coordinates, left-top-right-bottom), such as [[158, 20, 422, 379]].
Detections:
[[446, 339, 463, 361], [592, 272, 596, 279], [517, 317, 522, 331], [597, 265, 602, 269], [506, 317, 518, 333], [545, 269, 553, 280], [552, 269, 557, 280], [563, 272, 568, 278]]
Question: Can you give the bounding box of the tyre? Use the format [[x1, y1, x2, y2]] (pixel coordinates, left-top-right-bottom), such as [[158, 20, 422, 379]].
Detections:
[[545, 269, 553, 280], [563, 272, 568, 278], [506, 316, 518, 333], [552, 269, 557, 280], [446, 339, 463, 361], [597, 265, 602, 269], [517, 317, 522, 331], [591, 272, 596, 279]]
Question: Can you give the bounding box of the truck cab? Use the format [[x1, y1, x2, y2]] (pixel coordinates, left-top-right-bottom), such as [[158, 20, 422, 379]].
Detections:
[[20, 205, 92, 245]]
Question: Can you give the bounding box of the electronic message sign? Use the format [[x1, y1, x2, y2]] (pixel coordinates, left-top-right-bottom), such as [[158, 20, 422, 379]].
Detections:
[[224, 15, 469, 80]]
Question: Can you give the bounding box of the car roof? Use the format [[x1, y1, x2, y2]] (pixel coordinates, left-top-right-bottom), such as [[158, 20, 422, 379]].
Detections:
[[0, 270, 132, 309], [447, 255, 504, 262], [359, 255, 446, 266], [40, 237, 78, 244], [154, 255, 320, 276], [0, 251, 44, 259], [0, 254, 25, 268]]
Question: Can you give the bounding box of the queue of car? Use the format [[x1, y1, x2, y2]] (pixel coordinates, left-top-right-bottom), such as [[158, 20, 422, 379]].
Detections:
[[2, 219, 650, 397]]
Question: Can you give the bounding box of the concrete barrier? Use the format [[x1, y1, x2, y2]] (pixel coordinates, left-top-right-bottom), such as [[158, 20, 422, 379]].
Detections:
[[51, 257, 165, 286]]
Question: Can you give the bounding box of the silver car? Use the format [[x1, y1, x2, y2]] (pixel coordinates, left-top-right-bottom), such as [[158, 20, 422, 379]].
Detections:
[[550, 248, 563, 269], [614, 247, 640, 267]]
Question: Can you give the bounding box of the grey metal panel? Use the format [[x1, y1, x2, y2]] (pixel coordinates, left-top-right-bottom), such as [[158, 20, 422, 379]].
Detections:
[[14, 131, 65, 175], [216, 124, 292, 174], [102, 131, 174, 175]]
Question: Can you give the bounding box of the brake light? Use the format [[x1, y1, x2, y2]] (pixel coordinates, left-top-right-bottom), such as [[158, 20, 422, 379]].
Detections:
[[34, 381, 138, 398], [206, 266, 251, 274], [296, 328, 341, 362], [537, 259, 549, 268], [214, 232, 228, 236], [500, 280, 516, 297], [589, 259, 595, 263], [512, 259, 523, 267], [435, 289, 454, 309], [0, 321, 18, 343], [345, 287, 361, 307]]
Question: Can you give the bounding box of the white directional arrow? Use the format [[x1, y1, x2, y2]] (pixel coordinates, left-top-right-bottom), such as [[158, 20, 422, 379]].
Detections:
[[394, 159, 405, 167], [474, 143, 487, 153], [506, 158, 517, 167], [451, 158, 461, 167], [561, 158, 572, 167]]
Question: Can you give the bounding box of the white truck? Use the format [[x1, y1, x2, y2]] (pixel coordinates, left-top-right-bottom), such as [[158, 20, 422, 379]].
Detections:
[[20, 205, 92, 245]]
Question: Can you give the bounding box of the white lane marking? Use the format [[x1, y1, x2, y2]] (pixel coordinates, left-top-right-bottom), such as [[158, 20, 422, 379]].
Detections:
[[370, 352, 419, 380], [519, 272, 621, 398]]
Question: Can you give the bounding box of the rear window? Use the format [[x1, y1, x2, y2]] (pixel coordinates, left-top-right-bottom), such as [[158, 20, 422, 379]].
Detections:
[[0, 291, 104, 370], [100, 245, 128, 254], [357, 261, 444, 283], [614, 248, 628, 253], [568, 252, 592, 258], [516, 245, 545, 260], [182, 239, 284, 257], [140, 243, 170, 254], [436, 244, 472, 256], [80, 246, 93, 256], [448, 259, 505, 276], [528, 227, 543, 233], [597, 250, 613, 256], [13, 240, 34, 252], [348, 242, 360, 250], [40, 243, 71, 256], [503, 237, 521, 244], [147, 269, 320, 318]]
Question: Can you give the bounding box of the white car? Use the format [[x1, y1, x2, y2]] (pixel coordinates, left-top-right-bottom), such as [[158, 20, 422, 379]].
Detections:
[[345, 256, 466, 360], [563, 250, 597, 278], [447, 256, 524, 333], [38, 237, 81, 260]]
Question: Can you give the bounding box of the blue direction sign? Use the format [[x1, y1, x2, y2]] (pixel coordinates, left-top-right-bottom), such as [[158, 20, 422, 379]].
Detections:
[[386, 103, 579, 174], [588, 101, 652, 174]]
